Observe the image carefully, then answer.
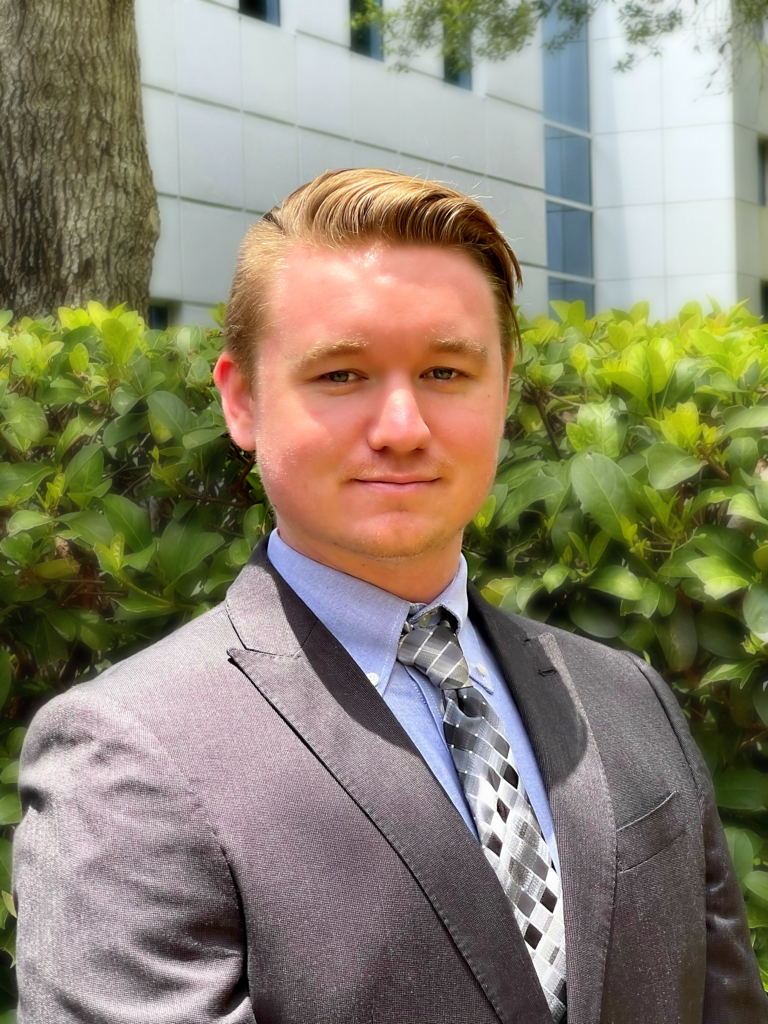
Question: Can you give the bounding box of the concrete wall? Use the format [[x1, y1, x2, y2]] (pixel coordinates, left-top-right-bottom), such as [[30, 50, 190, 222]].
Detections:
[[590, 3, 752, 319], [135, 0, 549, 324]]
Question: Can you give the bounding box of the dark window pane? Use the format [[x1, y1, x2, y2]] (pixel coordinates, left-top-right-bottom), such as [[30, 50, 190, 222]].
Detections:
[[148, 306, 169, 331], [350, 0, 383, 59], [543, 9, 589, 131], [547, 202, 593, 278], [545, 126, 591, 204], [240, 0, 279, 25], [760, 140, 767, 206], [548, 277, 594, 316], [762, 281, 768, 321], [444, 24, 472, 88], [444, 59, 472, 88]]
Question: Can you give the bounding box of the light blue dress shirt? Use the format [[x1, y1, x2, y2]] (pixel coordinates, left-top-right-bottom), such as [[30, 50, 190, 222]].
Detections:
[[267, 531, 560, 874]]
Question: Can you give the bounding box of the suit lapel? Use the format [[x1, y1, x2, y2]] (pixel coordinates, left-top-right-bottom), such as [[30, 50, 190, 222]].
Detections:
[[226, 544, 552, 1024], [469, 588, 617, 1024]]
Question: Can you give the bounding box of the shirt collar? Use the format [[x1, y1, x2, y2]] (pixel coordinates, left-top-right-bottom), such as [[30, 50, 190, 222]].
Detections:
[[266, 530, 470, 693]]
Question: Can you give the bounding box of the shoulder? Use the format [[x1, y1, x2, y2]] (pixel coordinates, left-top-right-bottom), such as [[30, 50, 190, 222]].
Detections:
[[25, 599, 246, 755]]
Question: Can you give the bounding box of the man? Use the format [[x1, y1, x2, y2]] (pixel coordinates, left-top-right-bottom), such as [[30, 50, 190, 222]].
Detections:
[[14, 169, 767, 1023]]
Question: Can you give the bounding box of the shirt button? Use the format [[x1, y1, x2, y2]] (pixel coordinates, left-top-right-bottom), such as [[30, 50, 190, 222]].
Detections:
[[477, 664, 488, 676], [367, 672, 380, 686]]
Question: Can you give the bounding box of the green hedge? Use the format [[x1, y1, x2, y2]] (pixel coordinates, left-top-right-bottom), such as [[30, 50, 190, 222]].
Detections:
[[2, 297, 768, 1001]]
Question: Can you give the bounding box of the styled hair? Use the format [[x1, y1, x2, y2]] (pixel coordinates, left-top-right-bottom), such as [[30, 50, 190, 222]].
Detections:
[[225, 168, 523, 380]]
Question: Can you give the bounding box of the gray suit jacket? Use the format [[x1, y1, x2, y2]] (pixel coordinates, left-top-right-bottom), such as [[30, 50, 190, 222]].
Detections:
[[14, 542, 768, 1023]]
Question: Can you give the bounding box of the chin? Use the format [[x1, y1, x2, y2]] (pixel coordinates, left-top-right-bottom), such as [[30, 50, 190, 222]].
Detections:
[[332, 519, 459, 563]]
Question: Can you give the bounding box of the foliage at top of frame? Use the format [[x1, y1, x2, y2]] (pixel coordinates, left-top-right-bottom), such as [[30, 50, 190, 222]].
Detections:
[[2, 298, 768, 987]]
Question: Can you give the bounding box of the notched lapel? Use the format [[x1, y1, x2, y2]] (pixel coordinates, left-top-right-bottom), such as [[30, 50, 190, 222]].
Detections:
[[225, 544, 552, 1024], [470, 591, 617, 1024]]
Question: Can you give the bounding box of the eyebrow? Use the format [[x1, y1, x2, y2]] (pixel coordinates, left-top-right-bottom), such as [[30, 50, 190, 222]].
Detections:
[[429, 337, 489, 360], [297, 338, 368, 370], [297, 335, 489, 370]]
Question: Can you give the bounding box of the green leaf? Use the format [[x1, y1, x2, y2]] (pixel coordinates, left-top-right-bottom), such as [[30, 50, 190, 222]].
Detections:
[[745, 585, 768, 642], [570, 452, 636, 541], [157, 520, 224, 583], [0, 840, 12, 897], [0, 794, 21, 827], [68, 341, 90, 374], [6, 510, 50, 536], [728, 492, 768, 526], [101, 318, 138, 365], [182, 426, 227, 449], [64, 444, 104, 494], [0, 654, 11, 715], [753, 679, 768, 728], [1, 892, 15, 920], [497, 476, 563, 527], [147, 391, 195, 442], [57, 510, 114, 548], [0, 462, 54, 505], [102, 412, 149, 449], [2, 397, 48, 443], [654, 602, 697, 671], [715, 769, 768, 810], [746, 871, 768, 906], [565, 400, 626, 458], [102, 495, 152, 552], [473, 494, 496, 530], [645, 443, 704, 490], [542, 564, 570, 593], [701, 660, 757, 686], [722, 404, 768, 434], [695, 609, 747, 659], [725, 827, 755, 881], [688, 556, 752, 599], [568, 595, 623, 638], [114, 594, 175, 618], [589, 566, 643, 600], [620, 618, 655, 651]]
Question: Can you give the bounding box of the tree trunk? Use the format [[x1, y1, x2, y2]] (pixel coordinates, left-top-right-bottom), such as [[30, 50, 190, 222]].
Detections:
[[0, 0, 160, 319]]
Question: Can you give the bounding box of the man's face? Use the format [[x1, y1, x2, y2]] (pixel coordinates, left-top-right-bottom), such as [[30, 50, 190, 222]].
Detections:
[[216, 242, 511, 592]]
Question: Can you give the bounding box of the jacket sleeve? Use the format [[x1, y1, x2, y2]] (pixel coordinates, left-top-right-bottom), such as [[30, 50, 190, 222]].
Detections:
[[625, 653, 768, 1023], [14, 686, 255, 1024]]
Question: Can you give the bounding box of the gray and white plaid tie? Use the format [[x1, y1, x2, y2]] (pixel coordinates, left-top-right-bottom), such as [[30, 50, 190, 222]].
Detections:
[[398, 607, 567, 1022]]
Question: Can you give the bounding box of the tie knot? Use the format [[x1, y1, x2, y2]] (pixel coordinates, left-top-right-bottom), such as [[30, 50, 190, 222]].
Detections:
[[397, 607, 470, 691]]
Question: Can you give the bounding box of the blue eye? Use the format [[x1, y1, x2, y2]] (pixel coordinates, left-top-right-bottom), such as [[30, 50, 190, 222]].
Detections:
[[432, 367, 455, 380], [328, 371, 352, 383]]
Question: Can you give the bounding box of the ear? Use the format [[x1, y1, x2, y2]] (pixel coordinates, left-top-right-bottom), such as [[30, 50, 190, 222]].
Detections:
[[213, 350, 257, 451]]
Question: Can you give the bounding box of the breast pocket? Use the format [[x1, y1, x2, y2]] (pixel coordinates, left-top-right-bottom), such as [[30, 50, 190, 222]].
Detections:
[[616, 791, 686, 872]]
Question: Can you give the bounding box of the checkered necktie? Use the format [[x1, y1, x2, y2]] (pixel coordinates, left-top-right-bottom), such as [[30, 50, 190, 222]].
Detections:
[[397, 608, 567, 1022]]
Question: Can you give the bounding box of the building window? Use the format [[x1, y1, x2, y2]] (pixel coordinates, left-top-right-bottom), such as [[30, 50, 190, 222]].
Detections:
[[443, 23, 472, 89], [350, 0, 383, 59], [239, 0, 279, 25], [444, 57, 472, 89], [548, 277, 595, 315], [542, 11, 589, 131], [543, 8, 593, 312], [545, 126, 591, 205], [761, 282, 768, 321], [759, 140, 767, 206], [148, 305, 170, 331], [547, 202, 593, 278]]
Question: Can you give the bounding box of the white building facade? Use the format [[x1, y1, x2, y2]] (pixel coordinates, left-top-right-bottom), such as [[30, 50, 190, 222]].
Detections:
[[135, 0, 768, 325]]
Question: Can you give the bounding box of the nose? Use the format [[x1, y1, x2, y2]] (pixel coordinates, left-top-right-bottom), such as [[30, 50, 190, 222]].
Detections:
[[367, 384, 431, 452]]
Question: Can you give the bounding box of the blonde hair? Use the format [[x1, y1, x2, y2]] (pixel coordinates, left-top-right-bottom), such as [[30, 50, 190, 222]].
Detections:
[[225, 168, 523, 380]]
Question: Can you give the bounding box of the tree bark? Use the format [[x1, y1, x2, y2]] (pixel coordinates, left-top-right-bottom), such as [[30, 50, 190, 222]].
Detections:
[[0, 0, 160, 319]]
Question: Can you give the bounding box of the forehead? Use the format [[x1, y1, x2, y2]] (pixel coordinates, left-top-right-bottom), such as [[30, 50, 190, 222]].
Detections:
[[267, 242, 498, 339]]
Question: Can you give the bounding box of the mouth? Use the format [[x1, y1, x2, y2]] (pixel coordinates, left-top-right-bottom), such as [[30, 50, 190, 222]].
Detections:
[[351, 477, 440, 494]]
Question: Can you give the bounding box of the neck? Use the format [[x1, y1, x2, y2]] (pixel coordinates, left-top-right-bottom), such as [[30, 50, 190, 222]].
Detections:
[[274, 525, 463, 604]]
